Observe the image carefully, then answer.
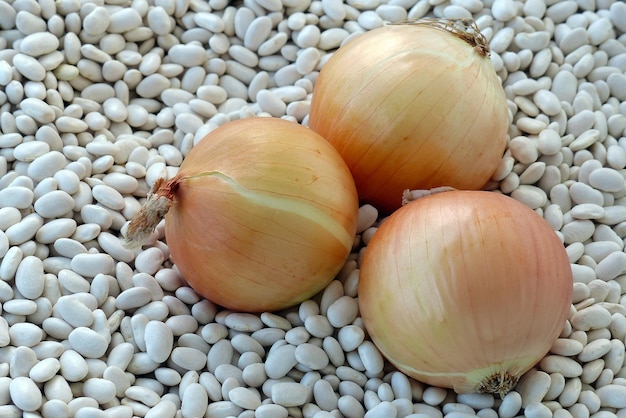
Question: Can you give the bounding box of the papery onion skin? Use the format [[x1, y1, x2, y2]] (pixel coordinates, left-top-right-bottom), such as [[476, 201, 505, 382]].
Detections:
[[358, 190, 573, 396], [308, 21, 509, 213], [162, 118, 359, 312]]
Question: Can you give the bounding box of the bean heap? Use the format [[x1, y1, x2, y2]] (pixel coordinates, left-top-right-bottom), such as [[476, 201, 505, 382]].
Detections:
[[0, 0, 626, 417]]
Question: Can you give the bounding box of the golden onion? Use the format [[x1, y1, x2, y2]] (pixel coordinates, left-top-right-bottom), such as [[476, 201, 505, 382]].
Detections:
[[308, 19, 509, 213], [126, 117, 359, 312], [358, 190, 573, 396]]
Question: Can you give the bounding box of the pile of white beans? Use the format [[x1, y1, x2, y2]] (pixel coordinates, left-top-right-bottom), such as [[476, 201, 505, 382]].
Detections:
[[0, 0, 625, 417]]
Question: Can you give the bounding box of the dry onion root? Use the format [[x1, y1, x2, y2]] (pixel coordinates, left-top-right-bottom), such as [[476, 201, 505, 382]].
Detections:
[[308, 18, 509, 213], [125, 117, 359, 312], [358, 189, 573, 397]]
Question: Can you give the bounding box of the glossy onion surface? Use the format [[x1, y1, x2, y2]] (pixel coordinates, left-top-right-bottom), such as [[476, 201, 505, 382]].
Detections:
[[309, 23, 509, 213], [358, 190, 573, 395], [164, 118, 359, 312]]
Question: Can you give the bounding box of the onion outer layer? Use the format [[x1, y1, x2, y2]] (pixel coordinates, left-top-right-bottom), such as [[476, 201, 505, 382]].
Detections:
[[127, 118, 359, 312], [358, 190, 573, 396], [308, 19, 509, 213]]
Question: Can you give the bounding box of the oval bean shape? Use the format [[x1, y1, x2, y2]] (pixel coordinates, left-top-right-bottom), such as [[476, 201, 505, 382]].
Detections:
[[0, 1, 623, 418]]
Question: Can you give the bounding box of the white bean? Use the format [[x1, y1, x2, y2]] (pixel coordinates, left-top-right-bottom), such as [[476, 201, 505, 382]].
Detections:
[[571, 305, 612, 331], [82, 378, 117, 405], [244, 16, 272, 51], [326, 296, 359, 328], [70, 253, 115, 277], [125, 385, 161, 407], [357, 341, 384, 375], [579, 338, 611, 362], [10, 376, 43, 412], [604, 339, 625, 373], [228, 386, 261, 410], [15, 256, 45, 299], [296, 343, 329, 370], [34, 191, 74, 218], [519, 370, 551, 407], [595, 385, 626, 408], [595, 251, 626, 280], [588, 167, 625, 192], [59, 350, 89, 382], [271, 382, 308, 407], [539, 355, 583, 377], [265, 344, 297, 379], [180, 383, 208, 417], [0, 187, 33, 210]]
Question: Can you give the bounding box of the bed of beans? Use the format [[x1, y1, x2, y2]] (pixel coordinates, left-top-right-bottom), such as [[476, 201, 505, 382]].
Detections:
[[0, 0, 626, 417]]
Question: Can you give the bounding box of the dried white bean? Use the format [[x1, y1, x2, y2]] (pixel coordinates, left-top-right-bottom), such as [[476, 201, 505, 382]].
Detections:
[[327, 296, 359, 328], [82, 378, 117, 405], [588, 168, 625, 193], [265, 344, 297, 379], [0, 187, 33, 210], [34, 191, 74, 218], [56, 295, 94, 328], [579, 338, 611, 362], [296, 343, 330, 370], [595, 385, 626, 408], [9, 323, 43, 347], [605, 339, 625, 373], [423, 386, 448, 406], [337, 325, 365, 352], [539, 355, 583, 377], [595, 251, 626, 280], [571, 305, 612, 331], [271, 382, 308, 407], [171, 346, 207, 371], [125, 385, 161, 407], [180, 383, 208, 417], [551, 338, 584, 356], [9, 376, 42, 412], [305, 315, 334, 338], [70, 253, 115, 278], [15, 256, 45, 299], [519, 370, 551, 407], [534, 89, 562, 116], [68, 327, 109, 358], [228, 386, 261, 410]]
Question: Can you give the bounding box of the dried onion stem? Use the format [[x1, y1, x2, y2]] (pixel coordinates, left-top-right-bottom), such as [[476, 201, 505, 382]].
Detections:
[[393, 18, 490, 57], [123, 177, 176, 249]]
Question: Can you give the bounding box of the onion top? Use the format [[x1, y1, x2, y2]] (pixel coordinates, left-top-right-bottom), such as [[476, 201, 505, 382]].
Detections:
[[309, 19, 510, 213]]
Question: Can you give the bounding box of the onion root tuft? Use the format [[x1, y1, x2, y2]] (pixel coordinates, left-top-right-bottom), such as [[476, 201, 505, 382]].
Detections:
[[477, 369, 519, 399]]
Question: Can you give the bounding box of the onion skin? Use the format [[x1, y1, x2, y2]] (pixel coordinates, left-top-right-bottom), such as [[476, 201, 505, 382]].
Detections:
[[308, 21, 509, 213], [161, 118, 359, 312], [358, 190, 573, 396]]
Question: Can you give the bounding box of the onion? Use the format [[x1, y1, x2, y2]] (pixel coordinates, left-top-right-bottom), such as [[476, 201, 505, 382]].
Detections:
[[358, 190, 573, 396], [308, 19, 509, 213], [125, 117, 359, 312]]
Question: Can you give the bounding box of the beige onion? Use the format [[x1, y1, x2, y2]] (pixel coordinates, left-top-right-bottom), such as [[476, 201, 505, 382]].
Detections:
[[358, 190, 573, 396], [126, 117, 359, 312], [309, 19, 509, 213]]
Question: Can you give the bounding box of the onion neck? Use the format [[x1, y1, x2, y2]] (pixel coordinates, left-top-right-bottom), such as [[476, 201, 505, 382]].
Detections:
[[123, 177, 178, 249], [393, 18, 490, 57]]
